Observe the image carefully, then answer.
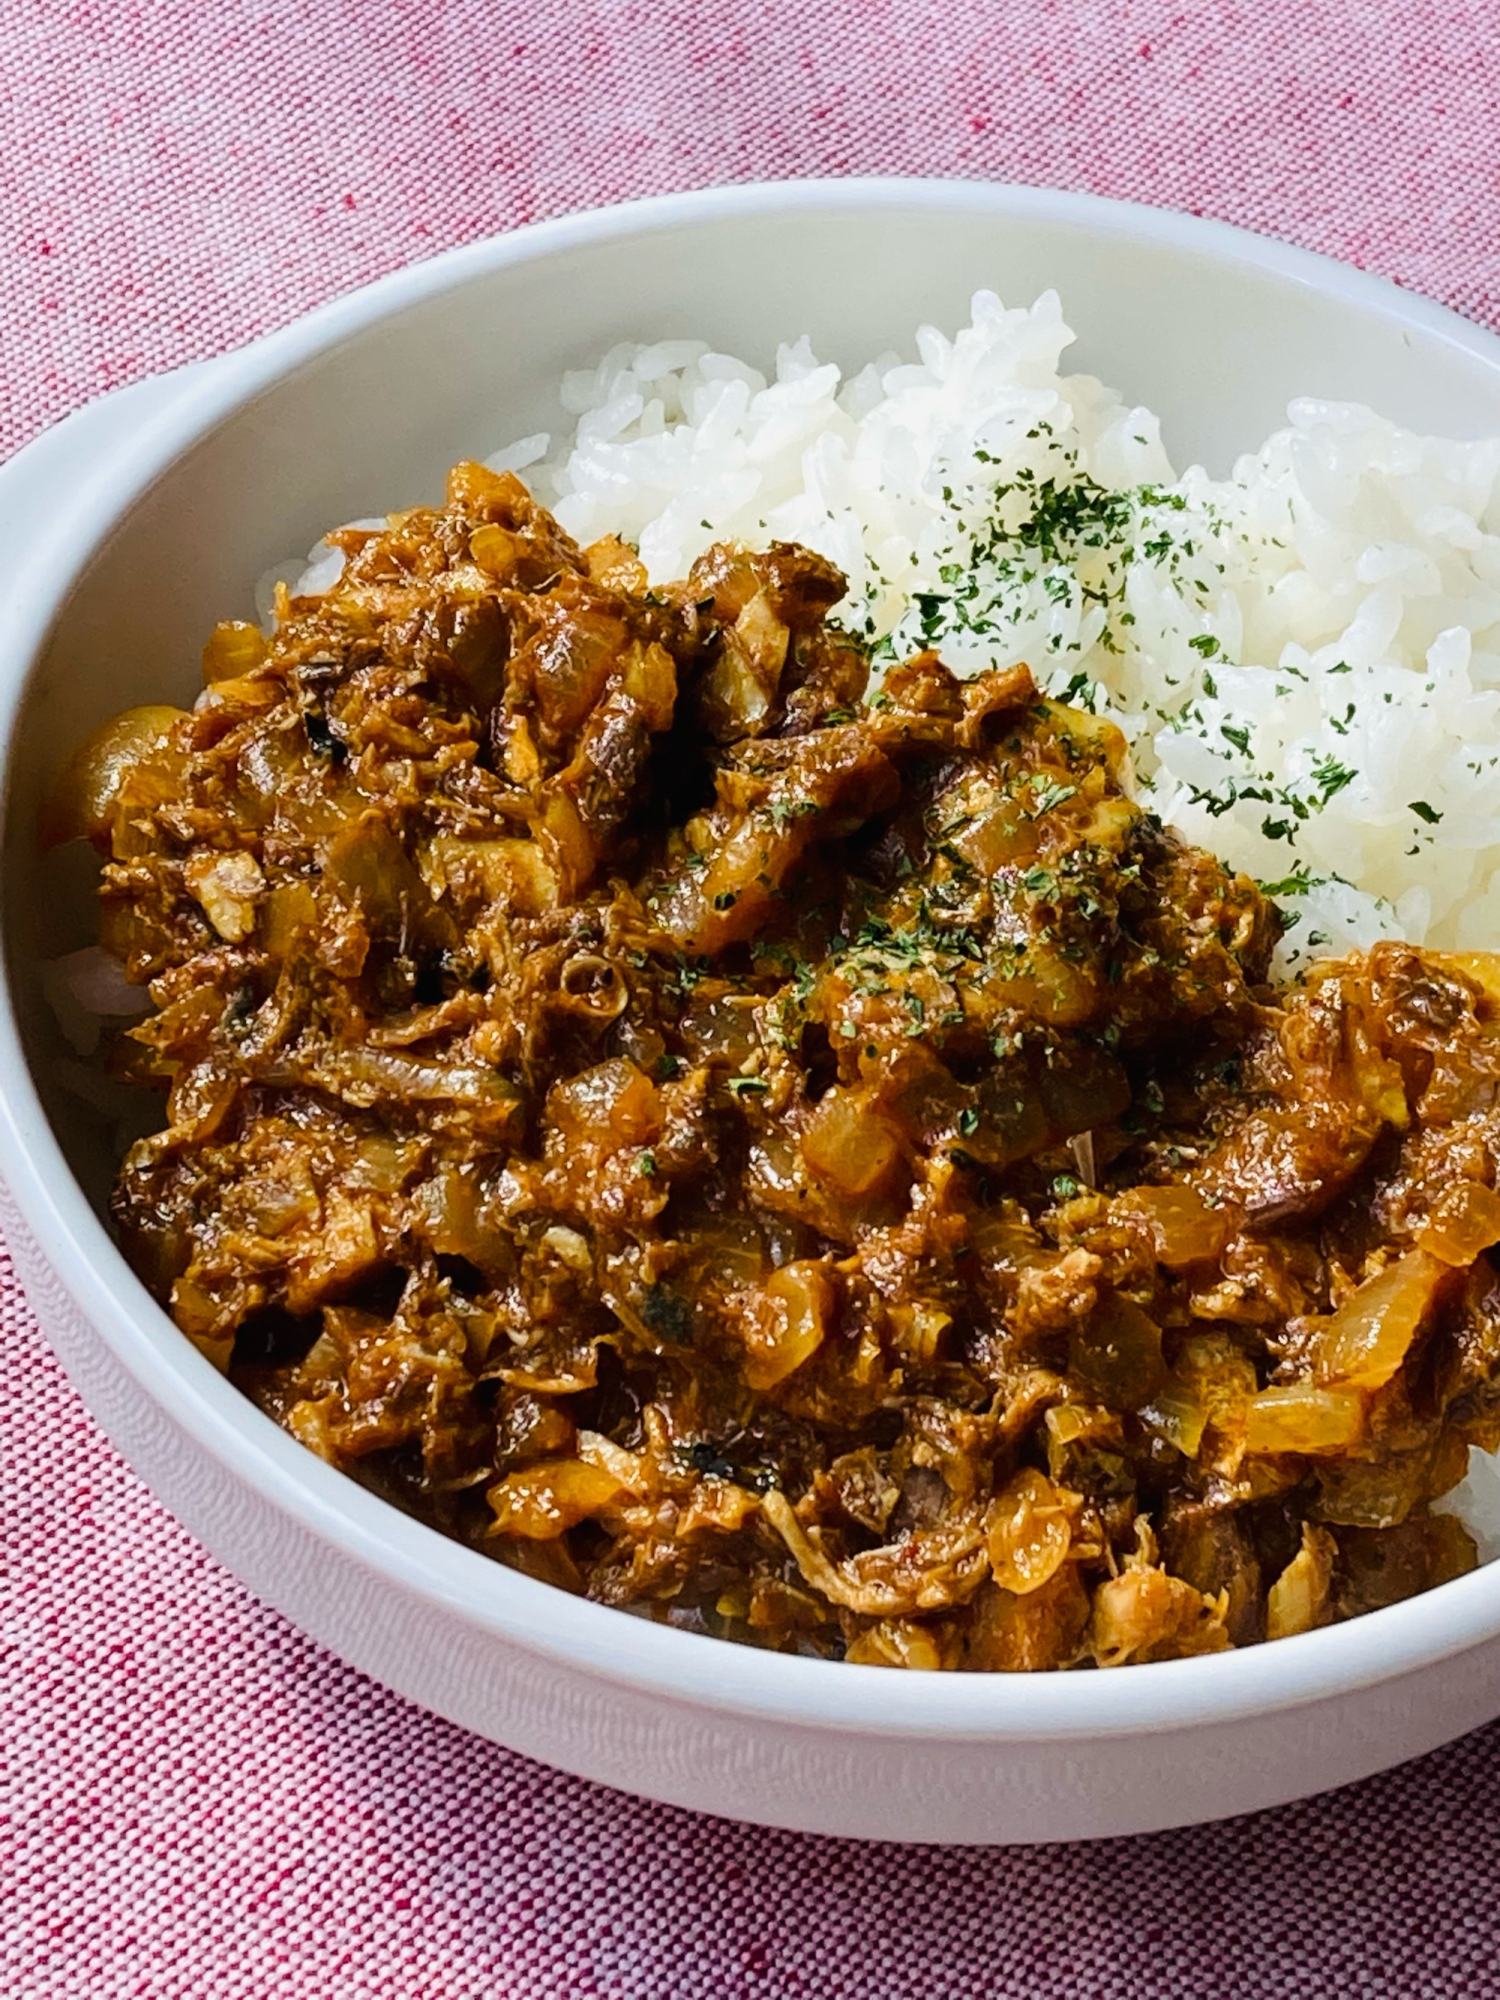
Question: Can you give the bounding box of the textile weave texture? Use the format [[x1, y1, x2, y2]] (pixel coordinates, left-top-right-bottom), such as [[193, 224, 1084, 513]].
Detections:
[[6, 4, 1500, 1994]]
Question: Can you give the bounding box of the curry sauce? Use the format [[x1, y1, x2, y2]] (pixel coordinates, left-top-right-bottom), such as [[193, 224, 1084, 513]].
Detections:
[[52, 461, 1500, 1668]]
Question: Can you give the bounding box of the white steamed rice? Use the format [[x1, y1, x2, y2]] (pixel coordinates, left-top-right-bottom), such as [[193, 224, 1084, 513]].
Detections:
[[274, 287, 1500, 981]]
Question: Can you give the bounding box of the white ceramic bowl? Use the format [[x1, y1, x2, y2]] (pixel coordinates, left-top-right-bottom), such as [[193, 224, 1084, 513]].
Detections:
[[8, 179, 1500, 1847]]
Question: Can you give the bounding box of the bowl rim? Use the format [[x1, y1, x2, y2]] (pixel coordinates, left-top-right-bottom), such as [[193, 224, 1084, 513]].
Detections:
[[8, 173, 1500, 1743]]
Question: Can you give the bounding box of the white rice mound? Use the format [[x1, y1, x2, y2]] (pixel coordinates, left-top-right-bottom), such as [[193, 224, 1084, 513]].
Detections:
[[420, 290, 1497, 981]]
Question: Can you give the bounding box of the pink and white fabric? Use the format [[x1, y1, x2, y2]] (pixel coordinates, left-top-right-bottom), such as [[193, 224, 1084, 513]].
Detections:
[[6, 5, 1500, 1993]]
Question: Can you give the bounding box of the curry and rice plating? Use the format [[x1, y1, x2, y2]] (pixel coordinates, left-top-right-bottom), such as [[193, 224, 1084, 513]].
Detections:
[[49, 461, 1500, 1669]]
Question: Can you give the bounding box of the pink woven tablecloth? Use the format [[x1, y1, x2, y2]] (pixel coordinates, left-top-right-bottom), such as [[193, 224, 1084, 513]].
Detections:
[[7, 5, 1500, 1993]]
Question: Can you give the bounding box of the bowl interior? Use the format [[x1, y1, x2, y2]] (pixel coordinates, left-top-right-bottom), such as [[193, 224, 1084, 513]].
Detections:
[[11, 185, 1500, 1262]]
